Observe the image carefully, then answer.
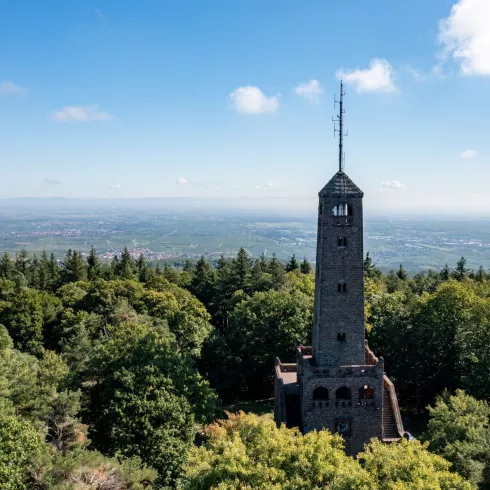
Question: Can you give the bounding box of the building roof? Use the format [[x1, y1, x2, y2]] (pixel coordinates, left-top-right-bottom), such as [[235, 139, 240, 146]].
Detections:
[[319, 171, 363, 197]]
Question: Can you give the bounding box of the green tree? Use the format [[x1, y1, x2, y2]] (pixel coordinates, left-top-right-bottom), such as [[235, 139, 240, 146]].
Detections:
[[441, 263, 451, 281], [185, 412, 372, 489], [285, 254, 299, 272], [86, 322, 217, 488], [62, 250, 87, 284], [364, 252, 381, 279], [230, 248, 252, 293], [86, 246, 101, 280], [360, 438, 471, 490], [397, 263, 408, 280], [0, 252, 14, 280], [14, 248, 30, 280], [0, 414, 48, 490], [204, 288, 312, 401], [453, 257, 469, 281], [190, 256, 216, 309], [300, 257, 312, 274], [117, 247, 137, 279], [424, 390, 490, 487]]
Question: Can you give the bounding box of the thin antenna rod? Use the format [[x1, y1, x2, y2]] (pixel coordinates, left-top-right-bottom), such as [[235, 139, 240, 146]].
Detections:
[[333, 80, 347, 172]]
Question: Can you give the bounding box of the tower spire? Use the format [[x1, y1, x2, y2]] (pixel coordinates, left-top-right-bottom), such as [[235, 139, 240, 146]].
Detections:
[[333, 80, 346, 172]]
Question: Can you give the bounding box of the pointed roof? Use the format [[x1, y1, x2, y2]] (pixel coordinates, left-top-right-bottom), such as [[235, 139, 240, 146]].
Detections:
[[319, 171, 363, 198]]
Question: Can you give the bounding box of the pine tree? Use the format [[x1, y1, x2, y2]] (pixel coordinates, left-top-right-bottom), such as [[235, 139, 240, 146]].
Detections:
[[87, 246, 101, 280], [259, 253, 268, 272], [300, 257, 312, 274], [285, 254, 299, 272], [0, 252, 14, 279], [136, 254, 148, 282], [396, 264, 408, 281], [251, 259, 263, 289], [116, 247, 136, 279], [190, 256, 216, 307], [363, 252, 380, 279], [29, 254, 40, 289], [47, 253, 60, 290], [440, 264, 451, 281], [15, 248, 30, 279], [62, 250, 87, 283], [453, 257, 469, 281], [269, 253, 285, 287], [230, 248, 252, 292], [476, 265, 486, 282], [183, 260, 195, 273], [38, 250, 50, 291]]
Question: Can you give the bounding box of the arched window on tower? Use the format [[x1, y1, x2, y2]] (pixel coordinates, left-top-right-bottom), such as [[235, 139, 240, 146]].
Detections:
[[336, 387, 352, 401], [312, 387, 329, 400], [332, 206, 338, 216], [338, 237, 347, 247], [359, 385, 375, 400], [338, 204, 344, 216], [337, 282, 347, 293]]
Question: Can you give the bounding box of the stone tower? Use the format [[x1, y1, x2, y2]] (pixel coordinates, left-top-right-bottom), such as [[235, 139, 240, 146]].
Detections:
[[274, 82, 404, 454]]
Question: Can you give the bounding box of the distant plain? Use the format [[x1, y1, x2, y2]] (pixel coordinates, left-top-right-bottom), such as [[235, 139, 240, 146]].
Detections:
[[0, 199, 489, 272]]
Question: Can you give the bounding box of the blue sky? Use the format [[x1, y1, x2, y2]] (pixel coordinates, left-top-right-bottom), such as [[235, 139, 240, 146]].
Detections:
[[1, 0, 489, 213]]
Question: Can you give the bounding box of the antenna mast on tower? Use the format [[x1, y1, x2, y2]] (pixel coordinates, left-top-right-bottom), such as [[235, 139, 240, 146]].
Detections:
[[333, 81, 347, 172]]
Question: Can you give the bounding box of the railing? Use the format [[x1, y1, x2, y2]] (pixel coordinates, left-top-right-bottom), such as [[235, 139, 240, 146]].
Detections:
[[383, 375, 405, 438], [333, 216, 353, 226], [365, 344, 378, 365]]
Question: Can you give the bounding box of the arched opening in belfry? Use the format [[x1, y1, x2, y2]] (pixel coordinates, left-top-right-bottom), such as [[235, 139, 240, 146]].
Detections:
[[332, 205, 338, 216], [312, 387, 329, 400], [359, 385, 375, 400], [336, 387, 352, 400], [338, 204, 344, 216]]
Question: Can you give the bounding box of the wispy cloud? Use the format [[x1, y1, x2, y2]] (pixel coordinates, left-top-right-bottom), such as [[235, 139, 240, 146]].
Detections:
[[460, 149, 478, 159], [0, 81, 27, 95], [229, 86, 279, 114], [381, 180, 407, 191], [438, 0, 490, 76], [176, 176, 189, 185], [338, 59, 397, 93], [108, 184, 120, 189], [42, 178, 61, 185], [51, 105, 112, 122], [255, 182, 273, 190], [295, 80, 323, 101]]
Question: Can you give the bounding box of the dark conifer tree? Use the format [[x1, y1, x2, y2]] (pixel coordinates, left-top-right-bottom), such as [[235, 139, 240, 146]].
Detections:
[[87, 246, 101, 280], [363, 252, 380, 279], [251, 259, 263, 289], [476, 265, 486, 282], [0, 252, 14, 279], [38, 250, 50, 291], [269, 253, 285, 287], [230, 248, 252, 293], [63, 250, 87, 283], [396, 264, 408, 281], [15, 248, 30, 279], [47, 253, 61, 290], [190, 256, 216, 308], [453, 257, 469, 281], [285, 254, 299, 272], [29, 254, 40, 289], [440, 264, 451, 281], [259, 253, 268, 272], [300, 257, 312, 274], [136, 254, 148, 282], [117, 247, 136, 279]]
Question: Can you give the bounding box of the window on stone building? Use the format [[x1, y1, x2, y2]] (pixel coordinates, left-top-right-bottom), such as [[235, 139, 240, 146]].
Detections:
[[312, 387, 329, 400], [336, 387, 352, 400], [332, 205, 338, 216], [343, 283, 347, 292], [359, 385, 375, 399], [337, 332, 346, 341], [337, 237, 347, 247], [337, 282, 347, 293]]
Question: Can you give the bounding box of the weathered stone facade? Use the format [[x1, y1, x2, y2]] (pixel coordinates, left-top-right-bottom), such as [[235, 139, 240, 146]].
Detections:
[[274, 170, 405, 454]]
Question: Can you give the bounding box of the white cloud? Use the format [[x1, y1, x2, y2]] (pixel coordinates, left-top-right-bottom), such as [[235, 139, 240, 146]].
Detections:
[[295, 80, 323, 101], [460, 149, 478, 159], [51, 105, 112, 122], [176, 177, 189, 185], [381, 180, 407, 191], [0, 81, 27, 95], [108, 184, 120, 189], [229, 86, 279, 114], [438, 0, 490, 75], [42, 178, 61, 185], [255, 182, 273, 190], [337, 59, 397, 93]]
